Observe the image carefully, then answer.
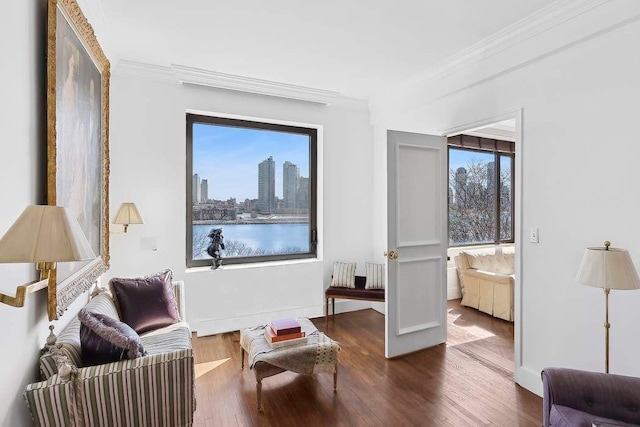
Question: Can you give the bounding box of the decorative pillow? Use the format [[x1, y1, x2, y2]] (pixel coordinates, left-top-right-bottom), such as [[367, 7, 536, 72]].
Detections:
[[79, 309, 146, 367], [330, 262, 357, 288], [365, 262, 385, 289], [109, 269, 180, 334]]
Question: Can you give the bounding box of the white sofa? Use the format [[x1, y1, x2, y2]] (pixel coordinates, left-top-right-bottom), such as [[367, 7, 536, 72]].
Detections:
[[454, 247, 515, 321]]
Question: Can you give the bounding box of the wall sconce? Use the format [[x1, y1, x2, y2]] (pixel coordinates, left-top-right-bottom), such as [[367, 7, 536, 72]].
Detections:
[[113, 202, 143, 233], [0, 205, 95, 308]]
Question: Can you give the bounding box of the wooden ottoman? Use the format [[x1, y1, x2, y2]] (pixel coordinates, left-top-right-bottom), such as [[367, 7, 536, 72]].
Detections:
[[240, 318, 339, 411]]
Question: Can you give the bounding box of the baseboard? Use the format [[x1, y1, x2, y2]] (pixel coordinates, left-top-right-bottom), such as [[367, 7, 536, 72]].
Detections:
[[193, 300, 374, 337], [515, 365, 542, 397], [331, 299, 372, 315], [194, 305, 323, 337], [447, 286, 461, 300], [447, 266, 461, 300]]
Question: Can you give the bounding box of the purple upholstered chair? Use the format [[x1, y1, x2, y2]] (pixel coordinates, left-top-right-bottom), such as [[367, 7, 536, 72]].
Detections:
[[542, 367, 640, 427]]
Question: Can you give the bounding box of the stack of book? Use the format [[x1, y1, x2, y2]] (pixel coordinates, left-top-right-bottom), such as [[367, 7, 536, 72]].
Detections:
[[264, 318, 307, 348]]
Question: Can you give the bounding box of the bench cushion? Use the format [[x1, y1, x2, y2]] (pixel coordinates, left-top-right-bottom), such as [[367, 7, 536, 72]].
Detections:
[[326, 286, 385, 301]]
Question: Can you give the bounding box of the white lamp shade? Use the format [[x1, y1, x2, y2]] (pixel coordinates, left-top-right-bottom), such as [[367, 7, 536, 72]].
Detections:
[[0, 205, 95, 263], [576, 246, 640, 290], [113, 203, 143, 226]]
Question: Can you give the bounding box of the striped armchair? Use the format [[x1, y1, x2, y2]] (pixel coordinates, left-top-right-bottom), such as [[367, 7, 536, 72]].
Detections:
[[24, 282, 195, 427]]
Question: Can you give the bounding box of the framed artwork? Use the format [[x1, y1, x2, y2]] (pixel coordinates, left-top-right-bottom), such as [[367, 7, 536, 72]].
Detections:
[[47, 0, 110, 320]]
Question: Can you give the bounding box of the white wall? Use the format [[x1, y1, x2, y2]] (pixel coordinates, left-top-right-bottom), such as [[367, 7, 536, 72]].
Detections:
[[371, 9, 640, 395], [0, 1, 60, 425], [106, 76, 375, 335]]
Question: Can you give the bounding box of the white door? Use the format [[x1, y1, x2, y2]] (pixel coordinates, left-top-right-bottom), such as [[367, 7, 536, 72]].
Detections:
[[386, 130, 448, 358]]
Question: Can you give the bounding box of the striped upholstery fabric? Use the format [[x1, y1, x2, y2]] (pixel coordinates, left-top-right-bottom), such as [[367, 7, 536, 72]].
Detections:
[[330, 262, 357, 288], [25, 350, 195, 427], [365, 262, 385, 289], [77, 350, 194, 427], [140, 322, 191, 354], [24, 375, 79, 426], [27, 282, 195, 426], [38, 354, 58, 380]]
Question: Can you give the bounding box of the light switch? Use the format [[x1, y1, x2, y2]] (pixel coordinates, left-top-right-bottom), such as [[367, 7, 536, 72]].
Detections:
[[530, 228, 539, 243], [141, 236, 158, 251]]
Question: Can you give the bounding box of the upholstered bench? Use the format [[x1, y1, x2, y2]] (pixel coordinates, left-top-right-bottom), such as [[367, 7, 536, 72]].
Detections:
[[240, 318, 339, 411], [325, 276, 385, 326]]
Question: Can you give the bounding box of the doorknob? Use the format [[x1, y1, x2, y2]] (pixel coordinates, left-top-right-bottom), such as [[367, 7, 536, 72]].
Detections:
[[384, 250, 398, 260]]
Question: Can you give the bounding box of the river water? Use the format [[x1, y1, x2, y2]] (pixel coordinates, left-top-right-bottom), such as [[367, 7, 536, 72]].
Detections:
[[193, 223, 309, 258]]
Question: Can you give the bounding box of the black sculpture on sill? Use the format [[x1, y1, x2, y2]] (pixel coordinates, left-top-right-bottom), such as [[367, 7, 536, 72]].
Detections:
[[206, 228, 225, 270]]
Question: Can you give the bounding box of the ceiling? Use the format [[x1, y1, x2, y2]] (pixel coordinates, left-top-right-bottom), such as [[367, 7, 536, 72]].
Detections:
[[94, 0, 558, 100]]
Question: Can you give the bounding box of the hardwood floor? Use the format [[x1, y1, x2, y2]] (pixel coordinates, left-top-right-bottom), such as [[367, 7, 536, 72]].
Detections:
[[192, 305, 540, 426]]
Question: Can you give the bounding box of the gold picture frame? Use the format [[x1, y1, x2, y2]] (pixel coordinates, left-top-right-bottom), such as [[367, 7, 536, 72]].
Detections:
[[47, 0, 110, 320]]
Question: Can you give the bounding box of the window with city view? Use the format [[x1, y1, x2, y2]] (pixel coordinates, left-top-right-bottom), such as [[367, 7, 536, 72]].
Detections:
[[448, 136, 514, 247], [186, 114, 317, 267]]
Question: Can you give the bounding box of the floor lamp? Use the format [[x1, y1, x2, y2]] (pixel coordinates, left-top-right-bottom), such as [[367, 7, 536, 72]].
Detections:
[[576, 241, 640, 373]]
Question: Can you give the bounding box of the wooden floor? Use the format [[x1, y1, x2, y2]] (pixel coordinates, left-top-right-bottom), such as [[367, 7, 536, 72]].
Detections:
[[192, 302, 541, 426]]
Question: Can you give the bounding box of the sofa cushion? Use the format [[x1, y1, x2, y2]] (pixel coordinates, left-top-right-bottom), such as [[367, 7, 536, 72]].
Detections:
[[550, 404, 640, 427], [494, 253, 515, 275], [110, 270, 180, 334], [330, 262, 357, 288], [140, 321, 192, 354], [79, 309, 147, 366], [39, 292, 119, 377], [326, 286, 385, 301]]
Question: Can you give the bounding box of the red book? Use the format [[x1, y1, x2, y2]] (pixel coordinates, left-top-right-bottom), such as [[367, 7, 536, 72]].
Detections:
[[270, 318, 301, 336], [264, 328, 305, 343]]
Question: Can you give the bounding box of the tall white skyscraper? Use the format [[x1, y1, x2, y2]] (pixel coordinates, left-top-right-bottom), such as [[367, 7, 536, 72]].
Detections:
[[192, 173, 201, 204], [258, 156, 275, 213], [283, 161, 299, 209]]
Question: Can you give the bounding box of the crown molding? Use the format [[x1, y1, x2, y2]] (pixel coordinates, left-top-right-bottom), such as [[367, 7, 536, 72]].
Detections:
[[114, 60, 178, 83], [375, 0, 610, 101], [113, 61, 368, 108], [171, 64, 342, 105]]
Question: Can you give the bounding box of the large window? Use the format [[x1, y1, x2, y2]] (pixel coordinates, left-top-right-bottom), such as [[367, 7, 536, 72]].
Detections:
[[186, 114, 317, 267], [448, 135, 514, 246]]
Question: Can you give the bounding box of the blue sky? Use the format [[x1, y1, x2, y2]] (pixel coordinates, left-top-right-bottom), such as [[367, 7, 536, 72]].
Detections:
[[193, 123, 310, 200], [448, 148, 493, 172]]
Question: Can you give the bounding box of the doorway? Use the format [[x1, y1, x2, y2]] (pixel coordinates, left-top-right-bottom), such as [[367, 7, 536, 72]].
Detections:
[[442, 113, 522, 378], [383, 110, 523, 383]]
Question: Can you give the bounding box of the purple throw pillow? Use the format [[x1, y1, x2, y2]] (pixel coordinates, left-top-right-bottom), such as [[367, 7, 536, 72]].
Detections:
[[79, 309, 146, 367], [109, 270, 180, 334]]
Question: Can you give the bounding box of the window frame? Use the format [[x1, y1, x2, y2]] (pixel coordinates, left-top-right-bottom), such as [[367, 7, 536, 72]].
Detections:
[[186, 113, 318, 267], [447, 138, 515, 248]]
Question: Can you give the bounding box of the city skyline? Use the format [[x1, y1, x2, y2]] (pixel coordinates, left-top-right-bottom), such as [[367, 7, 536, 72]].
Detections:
[[193, 123, 310, 200]]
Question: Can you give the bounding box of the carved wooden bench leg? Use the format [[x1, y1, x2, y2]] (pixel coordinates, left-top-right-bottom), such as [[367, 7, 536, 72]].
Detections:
[[241, 347, 245, 369], [334, 363, 338, 392]]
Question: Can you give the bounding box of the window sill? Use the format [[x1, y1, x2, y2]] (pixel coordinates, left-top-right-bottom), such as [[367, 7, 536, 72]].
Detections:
[[185, 257, 320, 274]]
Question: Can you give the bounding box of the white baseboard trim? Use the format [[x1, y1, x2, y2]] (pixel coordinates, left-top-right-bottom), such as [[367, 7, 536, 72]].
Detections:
[[515, 365, 543, 397], [193, 300, 373, 337], [330, 299, 372, 315], [447, 286, 462, 300], [194, 305, 323, 337]]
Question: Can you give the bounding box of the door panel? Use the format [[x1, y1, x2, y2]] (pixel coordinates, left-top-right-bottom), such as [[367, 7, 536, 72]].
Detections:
[[386, 130, 447, 358]]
